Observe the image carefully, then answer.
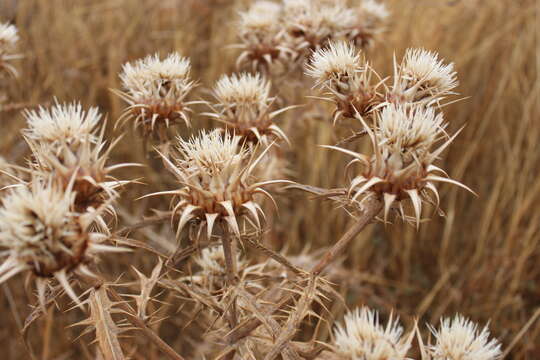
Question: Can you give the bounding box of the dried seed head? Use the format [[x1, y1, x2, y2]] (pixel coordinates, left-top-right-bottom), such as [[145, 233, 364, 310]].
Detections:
[[116, 52, 197, 140], [333, 307, 412, 360], [346, 0, 389, 48], [0, 181, 125, 306], [0, 22, 20, 77], [24, 102, 128, 214], [376, 104, 446, 162], [150, 129, 288, 238], [306, 41, 381, 122], [329, 104, 473, 227], [427, 315, 502, 360], [194, 246, 246, 276], [284, 0, 355, 50], [208, 73, 291, 145], [23, 101, 101, 146], [236, 1, 296, 74], [306, 41, 360, 85], [360, 0, 390, 24], [392, 48, 458, 105]]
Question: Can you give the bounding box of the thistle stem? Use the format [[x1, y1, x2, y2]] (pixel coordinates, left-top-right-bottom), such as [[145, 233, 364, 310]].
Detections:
[[225, 197, 382, 344], [220, 225, 239, 327], [106, 286, 186, 360], [311, 197, 382, 276]]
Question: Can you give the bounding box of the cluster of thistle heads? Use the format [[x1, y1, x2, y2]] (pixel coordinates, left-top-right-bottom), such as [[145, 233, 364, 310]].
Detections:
[[235, 0, 390, 75], [0, 7, 504, 359], [304, 40, 473, 228]]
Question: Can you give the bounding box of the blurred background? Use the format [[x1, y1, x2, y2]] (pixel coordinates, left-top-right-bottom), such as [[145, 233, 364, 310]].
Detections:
[[0, 0, 538, 358]]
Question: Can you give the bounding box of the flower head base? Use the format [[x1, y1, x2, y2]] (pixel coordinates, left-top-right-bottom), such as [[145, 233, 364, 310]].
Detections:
[[24, 102, 130, 214], [332, 307, 412, 360], [236, 1, 295, 74], [116, 53, 197, 141], [0, 181, 126, 306], [0, 22, 21, 77], [425, 315, 502, 360], [207, 73, 292, 145], [390, 48, 458, 106], [328, 104, 473, 227], [148, 129, 288, 239], [306, 41, 381, 122]]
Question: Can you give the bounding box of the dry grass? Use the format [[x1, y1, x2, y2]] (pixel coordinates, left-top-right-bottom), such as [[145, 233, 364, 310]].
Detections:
[[0, 0, 538, 359]]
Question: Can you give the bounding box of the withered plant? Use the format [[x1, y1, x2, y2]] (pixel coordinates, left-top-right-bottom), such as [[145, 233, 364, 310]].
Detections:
[[1, 1, 535, 360]]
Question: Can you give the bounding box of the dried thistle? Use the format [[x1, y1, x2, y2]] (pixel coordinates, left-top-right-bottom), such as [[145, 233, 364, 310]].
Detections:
[[389, 48, 459, 106], [423, 315, 502, 360], [235, 1, 296, 74], [346, 0, 390, 49], [115, 52, 198, 142], [326, 104, 473, 227], [23, 101, 132, 215], [0, 180, 127, 307], [306, 40, 381, 122], [147, 129, 289, 238], [0, 22, 21, 77], [330, 307, 413, 360], [206, 72, 293, 145], [284, 0, 357, 52]]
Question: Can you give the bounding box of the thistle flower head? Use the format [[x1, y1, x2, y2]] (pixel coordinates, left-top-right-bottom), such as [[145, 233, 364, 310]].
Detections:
[[306, 41, 381, 122], [116, 52, 196, 139], [284, 0, 355, 49], [329, 103, 473, 227], [0, 22, 20, 77], [359, 0, 390, 25], [150, 129, 288, 238], [332, 307, 412, 360], [208, 73, 291, 145], [426, 315, 502, 360], [239, 1, 282, 33], [0, 181, 125, 306], [24, 102, 129, 214], [306, 41, 360, 85], [23, 101, 101, 146], [376, 105, 446, 162], [194, 245, 246, 276], [236, 1, 294, 73], [392, 48, 458, 105], [345, 0, 389, 49]]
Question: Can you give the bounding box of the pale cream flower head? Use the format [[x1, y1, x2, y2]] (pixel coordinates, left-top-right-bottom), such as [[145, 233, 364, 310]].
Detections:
[[376, 104, 446, 163], [397, 48, 458, 103], [152, 129, 288, 238], [209, 73, 291, 145], [214, 72, 271, 108], [327, 103, 473, 227], [239, 1, 282, 33], [360, 0, 390, 24], [194, 246, 246, 276], [427, 315, 502, 360], [0, 22, 19, 50], [23, 101, 101, 146], [306, 40, 360, 85], [116, 52, 196, 138], [120, 52, 191, 91], [0, 180, 126, 307], [333, 307, 412, 360], [0, 22, 21, 77]]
